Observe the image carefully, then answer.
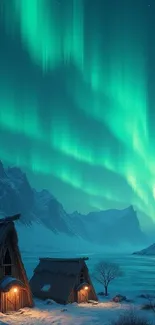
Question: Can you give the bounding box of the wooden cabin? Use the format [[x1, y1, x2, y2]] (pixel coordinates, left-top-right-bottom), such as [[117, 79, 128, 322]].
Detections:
[[0, 214, 33, 313], [30, 257, 98, 304]]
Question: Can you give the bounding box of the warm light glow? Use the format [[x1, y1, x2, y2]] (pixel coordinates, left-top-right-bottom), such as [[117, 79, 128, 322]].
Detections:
[[13, 287, 18, 293], [84, 286, 88, 290]]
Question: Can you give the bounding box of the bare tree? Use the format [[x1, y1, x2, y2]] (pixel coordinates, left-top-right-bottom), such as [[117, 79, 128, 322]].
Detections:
[[141, 294, 155, 313], [93, 260, 123, 296]]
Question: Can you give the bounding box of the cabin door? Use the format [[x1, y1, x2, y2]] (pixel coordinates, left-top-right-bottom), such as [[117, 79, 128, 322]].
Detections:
[[78, 289, 88, 303], [1, 288, 24, 313]]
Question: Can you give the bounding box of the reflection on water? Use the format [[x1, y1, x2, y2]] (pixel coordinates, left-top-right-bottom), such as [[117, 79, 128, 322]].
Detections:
[[22, 250, 155, 296]]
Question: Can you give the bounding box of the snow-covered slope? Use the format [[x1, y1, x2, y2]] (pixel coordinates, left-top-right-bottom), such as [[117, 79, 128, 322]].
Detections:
[[133, 243, 155, 256], [15, 221, 103, 279], [16, 221, 95, 254], [71, 206, 147, 246], [0, 161, 74, 234], [0, 160, 148, 247]]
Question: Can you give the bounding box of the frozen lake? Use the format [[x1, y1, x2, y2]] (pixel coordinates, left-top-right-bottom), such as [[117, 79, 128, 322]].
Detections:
[[87, 253, 155, 296], [21, 249, 155, 297]]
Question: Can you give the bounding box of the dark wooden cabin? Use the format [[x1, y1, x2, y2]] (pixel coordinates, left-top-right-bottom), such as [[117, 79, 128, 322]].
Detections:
[[0, 214, 33, 313], [30, 257, 98, 304]]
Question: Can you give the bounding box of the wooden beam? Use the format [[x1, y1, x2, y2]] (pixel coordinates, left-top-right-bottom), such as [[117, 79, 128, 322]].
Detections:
[[0, 214, 21, 224]]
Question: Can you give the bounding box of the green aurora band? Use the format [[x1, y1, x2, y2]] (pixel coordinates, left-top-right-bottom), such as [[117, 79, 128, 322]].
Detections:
[[0, 0, 155, 221]]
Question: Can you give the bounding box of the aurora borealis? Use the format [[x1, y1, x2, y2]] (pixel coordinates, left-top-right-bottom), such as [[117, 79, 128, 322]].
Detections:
[[0, 0, 155, 221]]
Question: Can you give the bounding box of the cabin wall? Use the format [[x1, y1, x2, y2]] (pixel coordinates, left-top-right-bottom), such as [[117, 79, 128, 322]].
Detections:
[[68, 289, 77, 303], [88, 287, 97, 300], [0, 288, 27, 313], [76, 265, 88, 287], [0, 238, 17, 279], [12, 240, 33, 308], [76, 264, 98, 302], [10, 237, 24, 280], [0, 233, 33, 312], [85, 270, 98, 301]]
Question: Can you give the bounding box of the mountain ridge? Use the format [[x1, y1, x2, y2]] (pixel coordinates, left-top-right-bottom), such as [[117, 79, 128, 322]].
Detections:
[[133, 243, 155, 256], [0, 161, 148, 246]]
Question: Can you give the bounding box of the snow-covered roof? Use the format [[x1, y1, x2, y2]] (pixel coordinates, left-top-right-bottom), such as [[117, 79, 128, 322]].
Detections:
[[0, 276, 25, 292]]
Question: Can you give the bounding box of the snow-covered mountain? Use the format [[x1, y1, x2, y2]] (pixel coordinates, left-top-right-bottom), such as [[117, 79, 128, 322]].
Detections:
[[0, 161, 148, 247], [0, 161, 74, 234], [133, 243, 155, 256], [137, 210, 155, 239], [71, 206, 147, 246]]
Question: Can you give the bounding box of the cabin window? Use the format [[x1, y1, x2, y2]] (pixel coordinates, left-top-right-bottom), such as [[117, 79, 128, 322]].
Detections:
[[80, 270, 85, 284], [41, 284, 51, 292], [3, 249, 12, 276]]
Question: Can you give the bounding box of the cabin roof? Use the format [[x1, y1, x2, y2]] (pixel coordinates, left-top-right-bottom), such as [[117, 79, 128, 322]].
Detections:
[[0, 222, 15, 245], [30, 257, 89, 303], [0, 214, 20, 224], [0, 214, 20, 245], [35, 257, 88, 276], [39, 257, 89, 261]]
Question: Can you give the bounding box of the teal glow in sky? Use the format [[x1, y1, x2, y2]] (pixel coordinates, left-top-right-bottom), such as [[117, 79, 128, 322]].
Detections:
[[0, 0, 155, 220]]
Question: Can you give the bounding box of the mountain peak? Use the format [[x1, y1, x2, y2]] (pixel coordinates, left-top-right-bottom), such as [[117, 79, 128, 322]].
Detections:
[[128, 205, 135, 212], [0, 162, 148, 246], [133, 242, 155, 256]]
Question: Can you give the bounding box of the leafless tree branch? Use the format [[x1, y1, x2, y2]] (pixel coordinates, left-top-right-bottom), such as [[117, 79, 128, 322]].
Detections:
[[92, 260, 123, 295], [142, 294, 155, 313]]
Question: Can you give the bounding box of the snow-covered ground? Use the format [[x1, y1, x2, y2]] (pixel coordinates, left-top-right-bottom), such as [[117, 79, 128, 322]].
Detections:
[[0, 297, 154, 325], [8, 222, 155, 325]]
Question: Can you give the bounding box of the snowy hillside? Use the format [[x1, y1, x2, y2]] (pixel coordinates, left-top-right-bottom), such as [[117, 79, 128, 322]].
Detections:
[[16, 221, 100, 255], [15, 221, 104, 279], [133, 243, 155, 256], [71, 206, 147, 246]]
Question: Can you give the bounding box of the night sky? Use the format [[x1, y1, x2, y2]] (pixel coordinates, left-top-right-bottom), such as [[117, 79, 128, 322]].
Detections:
[[0, 0, 154, 219]]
